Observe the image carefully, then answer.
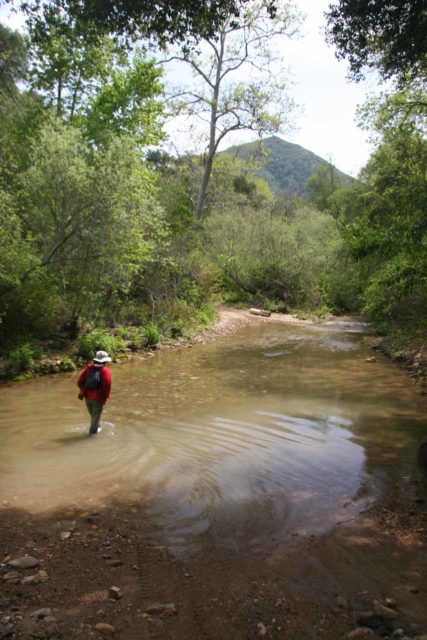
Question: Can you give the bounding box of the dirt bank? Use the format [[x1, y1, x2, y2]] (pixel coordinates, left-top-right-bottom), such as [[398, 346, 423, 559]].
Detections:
[[1, 480, 426, 640], [169, 307, 314, 347], [379, 336, 427, 393]]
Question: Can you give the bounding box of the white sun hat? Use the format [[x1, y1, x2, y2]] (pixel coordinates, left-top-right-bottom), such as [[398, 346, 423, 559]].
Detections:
[[93, 350, 112, 363]]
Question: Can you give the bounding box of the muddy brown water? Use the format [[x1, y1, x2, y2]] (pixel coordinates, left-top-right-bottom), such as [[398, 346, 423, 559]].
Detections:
[[1, 318, 426, 557]]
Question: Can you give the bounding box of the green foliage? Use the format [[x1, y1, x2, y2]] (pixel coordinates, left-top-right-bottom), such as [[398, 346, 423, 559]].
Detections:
[[23, 0, 271, 48], [8, 341, 41, 372], [154, 158, 198, 235], [193, 304, 215, 327], [320, 253, 363, 312], [82, 50, 164, 147], [0, 23, 28, 95], [207, 154, 272, 213], [114, 325, 144, 351], [205, 201, 343, 308], [28, 12, 165, 148], [2, 119, 169, 324], [306, 162, 354, 212], [59, 356, 76, 371], [143, 322, 161, 347], [29, 10, 119, 119], [330, 85, 427, 329], [325, 0, 426, 83], [77, 329, 118, 359], [224, 136, 354, 197], [360, 83, 425, 133]]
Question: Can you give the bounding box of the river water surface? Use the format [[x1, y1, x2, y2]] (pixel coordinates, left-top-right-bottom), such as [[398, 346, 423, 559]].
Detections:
[[1, 318, 426, 556]]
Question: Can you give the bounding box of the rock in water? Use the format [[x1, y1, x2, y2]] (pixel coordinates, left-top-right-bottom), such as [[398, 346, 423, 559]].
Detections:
[[105, 559, 124, 567], [8, 556, 40, 570], [145, 603, 177, 616], [373, 600, 399, 619], [2, 571, 20, 583], [95, 623, 115, 635], [109, 586, 122, 600], [31, 608, 52, 620]]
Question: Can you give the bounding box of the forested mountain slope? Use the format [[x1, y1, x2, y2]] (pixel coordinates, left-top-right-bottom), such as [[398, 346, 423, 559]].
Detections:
[[223, 135, 354, 196]]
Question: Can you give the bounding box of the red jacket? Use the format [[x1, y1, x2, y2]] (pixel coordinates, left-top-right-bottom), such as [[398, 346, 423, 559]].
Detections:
[[78, 364, 112, 405]]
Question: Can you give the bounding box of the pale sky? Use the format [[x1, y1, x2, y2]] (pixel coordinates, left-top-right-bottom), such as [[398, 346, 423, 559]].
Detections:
[[280, 0, 378, 176], [0, 0, 380, 177]]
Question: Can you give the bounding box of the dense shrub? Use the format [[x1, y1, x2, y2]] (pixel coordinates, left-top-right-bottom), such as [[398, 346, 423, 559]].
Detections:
[[204, 203, 343, 309], [143, 322, 161, 347], [8, 341, 41, 371], [77, 329, 118, 359]]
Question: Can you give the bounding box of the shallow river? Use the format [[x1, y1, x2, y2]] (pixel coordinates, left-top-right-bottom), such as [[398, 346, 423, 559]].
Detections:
[[1, 318, 426, 556]]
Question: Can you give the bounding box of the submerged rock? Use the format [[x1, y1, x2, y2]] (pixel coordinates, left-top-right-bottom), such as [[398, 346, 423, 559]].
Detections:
[[2, 570, 20, 583], [373, 600, 399, 619], [95, 622, 115, 635], [31, 608, 52, 620], [109, 586, 122, 600], [145, 603, 177, 616], [8, 556, 40, 570]]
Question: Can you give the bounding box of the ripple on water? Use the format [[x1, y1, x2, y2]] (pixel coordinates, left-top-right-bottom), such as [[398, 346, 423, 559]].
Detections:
[[0, 319, 424, 556]]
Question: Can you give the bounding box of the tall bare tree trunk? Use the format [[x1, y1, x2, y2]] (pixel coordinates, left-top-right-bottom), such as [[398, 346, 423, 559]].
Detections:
[[194, 33, 225, 220]]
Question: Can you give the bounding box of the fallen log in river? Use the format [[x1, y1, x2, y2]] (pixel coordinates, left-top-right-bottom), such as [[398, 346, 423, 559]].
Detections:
[[250, 308, 271, 317]]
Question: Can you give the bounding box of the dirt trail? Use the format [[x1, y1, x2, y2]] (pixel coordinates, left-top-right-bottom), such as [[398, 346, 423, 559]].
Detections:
[[1, 308, 426, 640]]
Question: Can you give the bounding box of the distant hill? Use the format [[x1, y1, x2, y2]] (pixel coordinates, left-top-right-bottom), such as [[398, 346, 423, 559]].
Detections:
[[222, 136, 354, 196]]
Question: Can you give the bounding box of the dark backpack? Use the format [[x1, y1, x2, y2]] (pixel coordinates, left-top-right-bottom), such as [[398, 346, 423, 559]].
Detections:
[[84, 367, 102, 390]]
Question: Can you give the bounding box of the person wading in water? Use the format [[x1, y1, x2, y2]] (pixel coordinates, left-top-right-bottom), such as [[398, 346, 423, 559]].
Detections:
[[77, 350, 112, 435]]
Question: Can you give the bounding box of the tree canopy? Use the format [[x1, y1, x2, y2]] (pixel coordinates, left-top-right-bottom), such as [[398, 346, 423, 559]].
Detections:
[[18, 0, 278, 44], [325, 0, 427, 83]]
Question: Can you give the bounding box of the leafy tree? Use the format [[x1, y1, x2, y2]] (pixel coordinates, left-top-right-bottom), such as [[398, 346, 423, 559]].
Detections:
[[205, 201, 342, 306], [19, 0, 278, 45], [332, 124, 427, 327], [81, 51, 164, 146], [26, 8, 165, 146], [162, 0, 300, 219], [206, 153, 272, 213], [357, 78, 426, 142], [0, 120, 170, 342], [28, 8, 118, 119], [306, 161, 352, 212], [0, 22, 28, 94], [325, 0, 427, 83]]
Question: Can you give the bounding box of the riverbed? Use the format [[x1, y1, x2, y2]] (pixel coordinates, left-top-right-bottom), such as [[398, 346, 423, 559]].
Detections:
[[1, 314, 425, 557]]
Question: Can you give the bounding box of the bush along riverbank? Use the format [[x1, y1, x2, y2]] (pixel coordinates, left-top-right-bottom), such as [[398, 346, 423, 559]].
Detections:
[[0, 307, 216, 383]]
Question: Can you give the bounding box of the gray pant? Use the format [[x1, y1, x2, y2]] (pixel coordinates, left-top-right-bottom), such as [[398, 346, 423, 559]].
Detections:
[[85, 399, 104, 434]]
